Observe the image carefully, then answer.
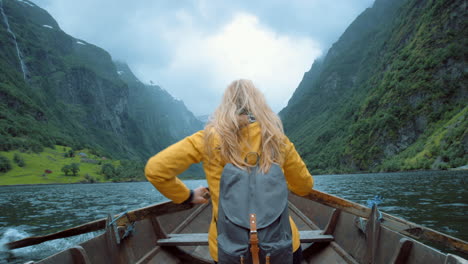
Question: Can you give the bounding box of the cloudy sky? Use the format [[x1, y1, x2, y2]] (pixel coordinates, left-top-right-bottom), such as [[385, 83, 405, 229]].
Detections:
[[31, 0, 374, 116]]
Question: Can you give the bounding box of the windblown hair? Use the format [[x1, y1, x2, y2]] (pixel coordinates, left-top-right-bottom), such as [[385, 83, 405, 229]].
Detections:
[[204, 79, 285, 173]]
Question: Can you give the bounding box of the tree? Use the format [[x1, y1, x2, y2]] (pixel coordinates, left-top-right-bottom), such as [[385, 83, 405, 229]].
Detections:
[[101, 163, 116, 179], [114, 160, 145, 181], [70, 163, 80, 176], [13, 153, 25, 167], [61, 164, 71, 176], [62, 163, 80, 176], [0, 155, 12, 173], [83, 173, 96, 183]]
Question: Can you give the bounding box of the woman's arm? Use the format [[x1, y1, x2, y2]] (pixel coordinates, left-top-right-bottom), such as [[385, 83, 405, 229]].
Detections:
[[282, 138, 314, 196], [145, 131, 205, 203]]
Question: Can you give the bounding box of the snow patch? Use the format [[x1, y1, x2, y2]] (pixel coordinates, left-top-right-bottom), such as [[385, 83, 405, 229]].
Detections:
[[117, 71, 124, 75], [76, 41, 86, 45], [16, 0, 35, 7], [42, 25, 53, 29]]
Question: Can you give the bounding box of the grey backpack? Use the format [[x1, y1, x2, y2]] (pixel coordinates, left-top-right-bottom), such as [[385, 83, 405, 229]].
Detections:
[[217, 156, 292, 264]]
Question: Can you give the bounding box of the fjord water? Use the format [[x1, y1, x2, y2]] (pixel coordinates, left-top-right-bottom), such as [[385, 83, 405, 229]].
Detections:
[[0, 170, 466, 263]]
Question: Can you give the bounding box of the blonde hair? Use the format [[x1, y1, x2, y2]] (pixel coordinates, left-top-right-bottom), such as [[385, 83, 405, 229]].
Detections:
[[204, 79, 285, 173]]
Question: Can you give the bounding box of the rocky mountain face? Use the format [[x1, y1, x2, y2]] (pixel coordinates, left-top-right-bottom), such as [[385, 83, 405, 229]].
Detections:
[[0, 0, 203, 160], [280, 0, 467, 173], [115, 61, 203, 156]]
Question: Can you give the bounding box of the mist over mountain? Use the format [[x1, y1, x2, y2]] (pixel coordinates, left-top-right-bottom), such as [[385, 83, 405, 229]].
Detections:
[[196, 114, 210, 124], [280, 0, 467, 173], [0, 0, 202, 160], [115, 61, 203, 156]]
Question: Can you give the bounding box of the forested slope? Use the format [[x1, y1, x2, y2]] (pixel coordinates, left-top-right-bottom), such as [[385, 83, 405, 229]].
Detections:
[[280, 0, 467, 174]]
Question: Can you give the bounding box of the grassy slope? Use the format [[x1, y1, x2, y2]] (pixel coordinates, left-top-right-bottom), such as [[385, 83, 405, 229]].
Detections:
[[0, 145, 118, 185], [0, 144, 206, 185]]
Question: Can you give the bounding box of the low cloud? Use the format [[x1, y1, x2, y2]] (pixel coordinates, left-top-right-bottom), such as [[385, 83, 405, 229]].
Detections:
[[31, 0, 373, 115], [139, 13, 322, 114]]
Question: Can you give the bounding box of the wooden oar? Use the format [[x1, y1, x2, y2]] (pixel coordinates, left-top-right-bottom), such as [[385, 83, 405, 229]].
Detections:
[[6, 201, 194, 250], [303, 189, 468, 255]]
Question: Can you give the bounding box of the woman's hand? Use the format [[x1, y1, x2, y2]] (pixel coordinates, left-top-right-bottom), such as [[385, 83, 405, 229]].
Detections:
[[192, 186, 210, 204]]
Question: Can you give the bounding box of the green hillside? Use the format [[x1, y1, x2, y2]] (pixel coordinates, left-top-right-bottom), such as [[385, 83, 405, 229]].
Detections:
[[0, 145, 121, 185], [115, 61, 204, 154], [280, 0, 467, 174], [0, 142, 206, 185]]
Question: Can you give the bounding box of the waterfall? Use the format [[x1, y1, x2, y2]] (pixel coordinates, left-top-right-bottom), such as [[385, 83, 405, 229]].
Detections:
[[0, 0, 28, 80]]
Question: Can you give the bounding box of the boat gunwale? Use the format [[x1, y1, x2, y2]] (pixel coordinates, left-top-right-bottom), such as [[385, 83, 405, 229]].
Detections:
[[20, 189, 468, 263]]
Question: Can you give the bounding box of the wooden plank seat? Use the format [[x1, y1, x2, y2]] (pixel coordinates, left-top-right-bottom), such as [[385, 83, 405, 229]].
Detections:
[[157, 230, 334, 246]]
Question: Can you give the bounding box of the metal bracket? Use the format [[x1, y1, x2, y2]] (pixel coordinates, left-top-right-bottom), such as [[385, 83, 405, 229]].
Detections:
[[367, 204, 383, 264], [107, 212, 136, 244], [354, 216, 368, 234], [354, 203, 383, 234]]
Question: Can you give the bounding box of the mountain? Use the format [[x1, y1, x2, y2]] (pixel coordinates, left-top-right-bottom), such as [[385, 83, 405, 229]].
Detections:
[[0, 0, 203, 160], [280, 0, 467, 174], [196, 114, 210, 124], [115, 61, 204, 156]]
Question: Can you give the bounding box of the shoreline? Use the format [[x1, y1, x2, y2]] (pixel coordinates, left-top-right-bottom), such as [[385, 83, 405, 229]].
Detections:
[[1, 169, 465, 187], [312, 167, 468, 177], [0, 176, 207, 187], [0, 180, 142, 188]]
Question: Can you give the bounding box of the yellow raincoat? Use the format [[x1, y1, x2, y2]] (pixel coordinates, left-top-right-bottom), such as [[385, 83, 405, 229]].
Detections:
[[145, 122, 313, 261]]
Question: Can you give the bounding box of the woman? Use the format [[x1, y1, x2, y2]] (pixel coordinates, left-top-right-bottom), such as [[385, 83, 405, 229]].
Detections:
[[145, 79, 313, 263]]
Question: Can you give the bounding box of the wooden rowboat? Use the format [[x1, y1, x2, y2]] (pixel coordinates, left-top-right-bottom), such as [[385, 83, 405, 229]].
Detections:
[[8, 189, 468, 264]]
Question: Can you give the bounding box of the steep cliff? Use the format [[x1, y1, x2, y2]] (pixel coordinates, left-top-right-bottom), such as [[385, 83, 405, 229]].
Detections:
[[280, 0, 467, 173], [115, 61, 203, 155], [0, 0, 203, 160]]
